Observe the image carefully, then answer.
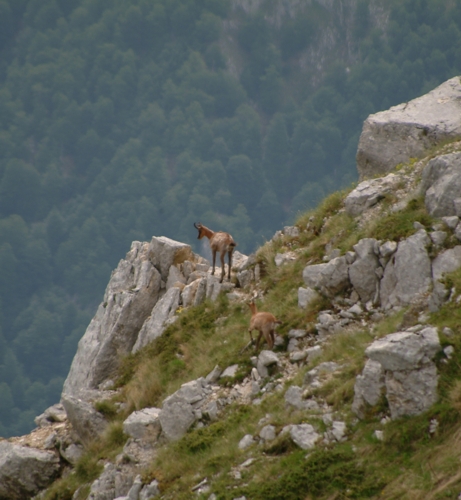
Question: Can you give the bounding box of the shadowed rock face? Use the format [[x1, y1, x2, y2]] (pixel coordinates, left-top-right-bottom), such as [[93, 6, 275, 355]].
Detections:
[[357, 76, 461, 180], [0, 441, 60, 500]]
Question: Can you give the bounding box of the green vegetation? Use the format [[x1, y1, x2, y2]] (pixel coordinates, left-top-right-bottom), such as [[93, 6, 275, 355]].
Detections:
[[43, 152, 461, 499], [2, 0, 461, 438]]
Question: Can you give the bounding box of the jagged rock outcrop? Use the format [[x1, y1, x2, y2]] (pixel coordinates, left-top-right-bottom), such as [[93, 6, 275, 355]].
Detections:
[[63, 241, 163, 397], [357, 76, 461, 180], [379, 230, 432, 309], [353, 326, 441, 419], [421, 152, 461, 217], [0, 441, 60, 500]]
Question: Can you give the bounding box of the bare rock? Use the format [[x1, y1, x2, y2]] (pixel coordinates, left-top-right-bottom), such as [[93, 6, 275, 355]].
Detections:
[[345, 174, 400, 216], [348, 238, 381, 304], [357, 77, 461, 180], [63, 241, 162, 396], [123, 408, 162, 441], [302, 256, 350, 297], [0, 441, 60, 500], [422, 152, 461, 217], [132, 287, 181, 353], [380, 230, 432, 309], [61, 393, 108, 446]]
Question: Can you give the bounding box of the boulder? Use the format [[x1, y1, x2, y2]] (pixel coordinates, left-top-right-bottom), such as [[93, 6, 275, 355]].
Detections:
[[385, 363, 438, 419], [285, 386, 319, 411], [132, 287, 181, 353], [365, 327, 440, 372], [348, 238, 381, 304], [430, 246, 461, 310], [158, 401, 196, 442], [302, 256, 350, 297], [149, 236, 194, 281], [0, 441, 60, 500], [34, 403, 67, 427], [61, 393, 109, 445], [421, 152, 461, 217], [352, 359, 385, 418], [123, 408, 162, 441], [357, 76, 461, 179], [345, 174, 400, 216], [298, 287, 320, 309], [356, 326, 441, 419], [63, 241, 162, 396], [88, 462, 116, 500], [289, 424, 321, 450], [380, 230, 432, 309]]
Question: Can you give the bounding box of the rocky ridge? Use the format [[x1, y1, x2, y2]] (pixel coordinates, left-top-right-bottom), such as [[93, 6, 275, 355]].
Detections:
[[2, 77, 461, 499]]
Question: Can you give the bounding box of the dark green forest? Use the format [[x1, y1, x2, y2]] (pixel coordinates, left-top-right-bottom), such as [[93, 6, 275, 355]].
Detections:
[[0, 0, 460, 437]]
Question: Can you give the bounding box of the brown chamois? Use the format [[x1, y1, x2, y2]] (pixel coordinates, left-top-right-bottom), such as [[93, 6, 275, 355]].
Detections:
[[194, 222, 237, 283], [248, 300, 281, 351]]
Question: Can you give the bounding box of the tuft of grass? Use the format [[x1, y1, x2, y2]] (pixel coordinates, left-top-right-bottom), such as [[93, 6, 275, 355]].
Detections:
[[234, 446, 385, 500], [365, 196, 434, 242], [94, 400, 118, 420]]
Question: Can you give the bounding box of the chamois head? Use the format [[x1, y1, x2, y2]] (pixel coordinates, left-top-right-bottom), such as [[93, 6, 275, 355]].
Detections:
[[194, 222, 205, 239]]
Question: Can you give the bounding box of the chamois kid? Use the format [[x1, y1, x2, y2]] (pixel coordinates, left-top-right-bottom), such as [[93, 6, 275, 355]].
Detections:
[[248, 300, 281, 351], [194, 222, 237, 283]]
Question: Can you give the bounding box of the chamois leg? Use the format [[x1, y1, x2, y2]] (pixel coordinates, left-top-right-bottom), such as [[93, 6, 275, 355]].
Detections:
[[211, 250, 216, 276], [262, 326, 274, 350], [219, 251, 225, 283], [255, 331, 263, 351], [227, 250, 232, 280]]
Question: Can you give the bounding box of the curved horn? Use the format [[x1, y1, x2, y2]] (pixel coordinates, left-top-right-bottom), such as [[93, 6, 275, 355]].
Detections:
[[194, 222, 201, 230]]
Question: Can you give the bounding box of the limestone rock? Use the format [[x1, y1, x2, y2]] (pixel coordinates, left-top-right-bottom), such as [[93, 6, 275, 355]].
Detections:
[[302, 256, 350, 297], [63, 241, 162, 396], [298, 286, 320, 309], [385, 364, 438, 419], [345, 174, 400, 215], [158, 401, 196, 442], [289, 424, 321, 450], [380, 230, 432, 309], [352, 359, 385, 418], [88, 462, 116, 500], [149, 236, 194, 281], [132, 287, 181, 353], [357, 76, 461, 179], [421, 152, 461, 217], [348, 238, 381, 304], [61, 393, 109, 445], [365, 327, 440, 372], [0, 441, 60, 500], [430, 246, 461, 310], [123, 408, 162, 441]]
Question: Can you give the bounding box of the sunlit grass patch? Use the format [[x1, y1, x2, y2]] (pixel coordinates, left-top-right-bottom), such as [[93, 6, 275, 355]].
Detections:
[[365, 196, 434, 242]]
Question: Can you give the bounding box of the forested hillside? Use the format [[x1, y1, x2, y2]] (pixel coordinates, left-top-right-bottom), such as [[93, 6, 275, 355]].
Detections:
[[1, 0, 461, 437]]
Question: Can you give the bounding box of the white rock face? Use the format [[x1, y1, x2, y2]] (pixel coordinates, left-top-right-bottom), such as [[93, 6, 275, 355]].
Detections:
[[357, 76, 461, 179], [132, 287, 181, 353], [63, 236, 198, 397], [302, 256, 350, 297], [0, 441, 61, 500], [348, 238, 381, 304], [380, 230, 432, 309], [351, 359, 385, 418], [365, 327, 440, 372], [61, 393, 109, 445], [123, 408, 162, 441], [354, 326, 441, 420], [344, 174, 400, 216], [421, 152, 461, 217], [63, 241, 162, 396], [289, 424, 321, 450]]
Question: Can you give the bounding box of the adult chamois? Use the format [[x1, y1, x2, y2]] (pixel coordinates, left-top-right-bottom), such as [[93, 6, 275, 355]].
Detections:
[[194, 222, 237, 283], [248, 300, 281, 351]]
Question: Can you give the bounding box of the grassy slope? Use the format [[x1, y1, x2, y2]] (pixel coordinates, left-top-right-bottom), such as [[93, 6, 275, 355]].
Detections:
[[46, 142, 461, 500]]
